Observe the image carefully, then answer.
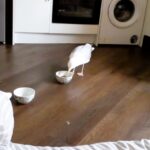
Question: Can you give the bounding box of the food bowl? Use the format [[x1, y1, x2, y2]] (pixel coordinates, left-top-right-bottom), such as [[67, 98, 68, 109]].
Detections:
[[56, 70, 74, 84], [13, 87, 35, 104]]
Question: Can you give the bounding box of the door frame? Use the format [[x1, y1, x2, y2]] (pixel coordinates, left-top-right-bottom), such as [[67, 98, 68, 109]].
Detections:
[[6, 0, 13, 44]]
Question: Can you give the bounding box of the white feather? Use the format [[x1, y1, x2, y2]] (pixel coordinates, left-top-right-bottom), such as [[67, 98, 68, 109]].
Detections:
[[68, 43, 94, 71]]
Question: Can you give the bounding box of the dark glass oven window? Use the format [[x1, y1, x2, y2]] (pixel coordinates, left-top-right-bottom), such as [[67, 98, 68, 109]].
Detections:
[[52, 0, 101, 24], [114, 0, 135, 22], [57, 0, 94, 18]]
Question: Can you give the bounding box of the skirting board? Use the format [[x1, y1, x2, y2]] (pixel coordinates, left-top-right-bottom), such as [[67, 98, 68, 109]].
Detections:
[[13, 33, 97, 44]]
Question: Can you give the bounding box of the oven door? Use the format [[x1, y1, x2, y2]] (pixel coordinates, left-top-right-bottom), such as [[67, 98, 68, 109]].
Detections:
[[52, 0, 102, 24]]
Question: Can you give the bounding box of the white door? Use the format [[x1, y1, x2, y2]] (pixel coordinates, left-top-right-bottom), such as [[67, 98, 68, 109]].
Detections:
[[109, 0, 138, 28], [14, 0, 51, 33]]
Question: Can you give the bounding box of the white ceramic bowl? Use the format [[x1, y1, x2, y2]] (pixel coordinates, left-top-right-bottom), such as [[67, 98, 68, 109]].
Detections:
[[56, 70, 74, 84], [13, 87, 35, 104]]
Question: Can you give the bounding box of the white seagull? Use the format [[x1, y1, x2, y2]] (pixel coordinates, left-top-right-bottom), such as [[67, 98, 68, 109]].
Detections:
[[68, 43, 95, 76]]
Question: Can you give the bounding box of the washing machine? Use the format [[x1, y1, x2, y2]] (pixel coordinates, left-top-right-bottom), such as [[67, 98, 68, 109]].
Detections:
[[98, 0, 147, 45]]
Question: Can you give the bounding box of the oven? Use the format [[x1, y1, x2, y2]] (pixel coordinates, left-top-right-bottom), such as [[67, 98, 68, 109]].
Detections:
[[52, 0, 102, 25]]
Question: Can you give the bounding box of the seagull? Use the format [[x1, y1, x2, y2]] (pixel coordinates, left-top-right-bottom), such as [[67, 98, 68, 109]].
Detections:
[[68, 43, 95, 76]]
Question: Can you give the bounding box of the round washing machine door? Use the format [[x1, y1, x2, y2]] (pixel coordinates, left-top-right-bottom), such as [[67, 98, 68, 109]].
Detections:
[[109, 0, 138, 28]]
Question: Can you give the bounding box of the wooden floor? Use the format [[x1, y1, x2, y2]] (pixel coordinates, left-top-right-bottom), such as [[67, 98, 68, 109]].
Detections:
[[0, 44, 150, 146]]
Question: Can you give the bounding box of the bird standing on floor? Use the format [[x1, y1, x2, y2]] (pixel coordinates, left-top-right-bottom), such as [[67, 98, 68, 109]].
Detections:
[[68, 43, 95, 76]]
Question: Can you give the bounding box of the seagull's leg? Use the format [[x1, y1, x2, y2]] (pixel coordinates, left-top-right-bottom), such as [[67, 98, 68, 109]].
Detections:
[[77, 64, 85, 76]]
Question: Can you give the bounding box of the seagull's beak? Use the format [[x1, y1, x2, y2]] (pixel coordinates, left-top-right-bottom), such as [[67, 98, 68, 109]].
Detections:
[[92, 47, 95, 51]]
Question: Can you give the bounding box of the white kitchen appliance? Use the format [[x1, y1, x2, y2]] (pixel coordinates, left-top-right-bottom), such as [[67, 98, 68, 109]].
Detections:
[[98, 0, 147, 45]]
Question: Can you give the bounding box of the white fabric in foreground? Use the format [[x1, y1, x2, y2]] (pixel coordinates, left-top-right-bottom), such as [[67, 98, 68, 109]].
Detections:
[[0, 90, 150, 150], [9, 139, 150, 150], [0, 91, 14, 146]]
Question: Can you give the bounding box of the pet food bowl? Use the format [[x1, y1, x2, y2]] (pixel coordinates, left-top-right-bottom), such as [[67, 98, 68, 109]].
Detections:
[[13, 87, 35, 104], [56, 70, 74, 84]]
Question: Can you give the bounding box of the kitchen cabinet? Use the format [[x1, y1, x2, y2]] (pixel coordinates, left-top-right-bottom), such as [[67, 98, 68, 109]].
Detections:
[[14, 0, 51, 33]]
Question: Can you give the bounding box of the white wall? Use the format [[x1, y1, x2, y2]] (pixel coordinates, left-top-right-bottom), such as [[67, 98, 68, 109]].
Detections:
[[143, 0, 150, 36]]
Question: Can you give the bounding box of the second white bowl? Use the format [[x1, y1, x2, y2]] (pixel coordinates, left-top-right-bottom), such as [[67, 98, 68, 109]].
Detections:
[[13, 87, 35, 104]]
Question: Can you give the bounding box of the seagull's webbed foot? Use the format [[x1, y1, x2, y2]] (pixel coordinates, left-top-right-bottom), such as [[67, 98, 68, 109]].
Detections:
[[77, 72, 84, 76]]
